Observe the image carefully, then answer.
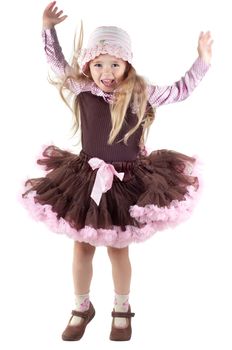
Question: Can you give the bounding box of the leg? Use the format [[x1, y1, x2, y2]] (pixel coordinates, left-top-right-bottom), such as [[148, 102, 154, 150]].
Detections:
[[70, 241, 96, 326], [107, 246, 131, 295], [107, 246, 135, 341], [107, 246, 132, 328], [72, 241, 96, 295], [62, 241, 96, 340]]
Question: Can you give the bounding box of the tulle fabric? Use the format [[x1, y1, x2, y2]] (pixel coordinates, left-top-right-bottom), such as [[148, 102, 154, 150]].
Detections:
[[21, 145, 201, 248]]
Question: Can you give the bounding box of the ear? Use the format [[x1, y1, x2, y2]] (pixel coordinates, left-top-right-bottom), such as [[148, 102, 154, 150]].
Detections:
[[82, 65, 92, 80]]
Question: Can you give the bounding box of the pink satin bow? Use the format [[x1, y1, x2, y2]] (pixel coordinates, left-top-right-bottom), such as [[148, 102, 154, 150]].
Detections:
[[88, 158, 124, 205]]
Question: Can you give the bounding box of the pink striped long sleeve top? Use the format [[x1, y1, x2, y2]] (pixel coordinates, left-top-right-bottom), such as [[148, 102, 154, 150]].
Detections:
[[42, 27, 210, 107]]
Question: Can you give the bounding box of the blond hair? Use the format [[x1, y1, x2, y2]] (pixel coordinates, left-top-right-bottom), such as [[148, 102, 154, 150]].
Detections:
[[50, 23, 155, 146]]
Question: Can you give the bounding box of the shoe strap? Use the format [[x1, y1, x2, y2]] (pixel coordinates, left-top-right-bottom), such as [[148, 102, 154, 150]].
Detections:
[[72, 309, 89, 319], [111, 311, 135, 318]]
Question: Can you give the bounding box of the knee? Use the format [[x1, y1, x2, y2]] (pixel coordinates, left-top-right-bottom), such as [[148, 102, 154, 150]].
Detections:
[[107, 246, 128, 262], [74, 242, 96, 261]]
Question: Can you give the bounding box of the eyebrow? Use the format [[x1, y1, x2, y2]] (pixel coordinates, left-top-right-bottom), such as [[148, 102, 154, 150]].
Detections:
[[92, 59, 121, 64]]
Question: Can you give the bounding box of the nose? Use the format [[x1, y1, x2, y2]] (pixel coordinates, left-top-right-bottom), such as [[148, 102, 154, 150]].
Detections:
[[103, 65, 112, 75]]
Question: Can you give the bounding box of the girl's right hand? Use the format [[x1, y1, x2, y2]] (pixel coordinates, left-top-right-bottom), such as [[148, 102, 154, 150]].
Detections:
[[43, 1, 67, 29]]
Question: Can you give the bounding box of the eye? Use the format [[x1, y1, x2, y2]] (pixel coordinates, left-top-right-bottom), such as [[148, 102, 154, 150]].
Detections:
[[94, 63, 102, 67], [112, 63, 120, 68]]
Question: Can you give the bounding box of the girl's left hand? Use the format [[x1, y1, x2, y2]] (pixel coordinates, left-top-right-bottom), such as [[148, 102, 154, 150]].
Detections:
[[197, 31, 213, 65]]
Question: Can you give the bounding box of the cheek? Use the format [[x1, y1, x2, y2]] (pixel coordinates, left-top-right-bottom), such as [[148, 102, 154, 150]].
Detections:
[[89, 65, 98, 76], [89, 66, 94, 76], [89, 69, 98, 80], [117, 69, 126, 79]]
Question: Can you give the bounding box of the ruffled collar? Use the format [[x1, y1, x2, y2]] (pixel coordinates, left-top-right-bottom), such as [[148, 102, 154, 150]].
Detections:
[[81, 81, 114, 103], [90, 83, 114, 103]]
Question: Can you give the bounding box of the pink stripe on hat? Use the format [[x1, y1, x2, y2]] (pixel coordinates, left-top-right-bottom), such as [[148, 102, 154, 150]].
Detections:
[[78, 26, 133, 72]]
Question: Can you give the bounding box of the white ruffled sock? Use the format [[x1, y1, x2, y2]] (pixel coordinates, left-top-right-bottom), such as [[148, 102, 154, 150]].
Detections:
[[114, 293, 129, 328], [70, 293, 90, 326]]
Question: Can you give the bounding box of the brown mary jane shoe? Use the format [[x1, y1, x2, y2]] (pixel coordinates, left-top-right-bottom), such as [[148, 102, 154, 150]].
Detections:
[[110, 305, 135, 341], [62, 302, 95, 341]]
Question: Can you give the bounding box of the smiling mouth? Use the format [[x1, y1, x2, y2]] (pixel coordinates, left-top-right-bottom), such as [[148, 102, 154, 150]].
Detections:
[[101, 79, 115, 87]]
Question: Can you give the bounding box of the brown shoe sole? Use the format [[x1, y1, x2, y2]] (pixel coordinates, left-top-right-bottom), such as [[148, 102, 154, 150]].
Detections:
[[62, 302, 95, 341], [110, 306, 135, 341]]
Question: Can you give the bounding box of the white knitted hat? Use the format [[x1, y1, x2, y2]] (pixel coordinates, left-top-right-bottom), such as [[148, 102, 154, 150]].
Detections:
[[78, 26, 133, 72]]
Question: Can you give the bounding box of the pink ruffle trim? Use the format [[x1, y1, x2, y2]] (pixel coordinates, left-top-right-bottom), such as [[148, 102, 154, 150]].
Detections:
[[20, 180, 200, 249], [129, 185, 199, 225], [78, 43, 133, 72]]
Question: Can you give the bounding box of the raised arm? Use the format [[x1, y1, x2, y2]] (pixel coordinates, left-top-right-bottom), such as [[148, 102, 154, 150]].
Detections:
[[42, 2, 89, 94], [42, 1, 69, 76], [148, 31, 213, 108]]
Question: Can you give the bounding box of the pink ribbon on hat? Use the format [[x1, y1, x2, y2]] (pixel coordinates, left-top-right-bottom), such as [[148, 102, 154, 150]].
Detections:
[[88, 158, 124, 205]]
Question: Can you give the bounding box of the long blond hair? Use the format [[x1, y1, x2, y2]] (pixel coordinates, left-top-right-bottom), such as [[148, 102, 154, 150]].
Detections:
[[51, 23, 155, 145]]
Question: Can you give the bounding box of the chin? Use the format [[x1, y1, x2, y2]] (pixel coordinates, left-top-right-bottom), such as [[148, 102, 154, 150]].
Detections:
[[103, 88, 114, 93], [100, 85, 114, 93]]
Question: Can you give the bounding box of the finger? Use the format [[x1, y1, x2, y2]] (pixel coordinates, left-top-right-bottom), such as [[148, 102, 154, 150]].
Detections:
[[56, 10, 64, 17], [204, 33, 213, 44], [204, 32, 211, 41], [58, 15, 68, 22], [207, 39, 214, 48], [198, 31, 205, 42], [45, 1, 56, 11], [206, 31, 212, 39], [200, 33, 211, 45], [52, 6, 58, 14]]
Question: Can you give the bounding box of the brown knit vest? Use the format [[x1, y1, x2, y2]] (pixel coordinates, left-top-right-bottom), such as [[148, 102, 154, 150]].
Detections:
[[78, 92, 143, 162]]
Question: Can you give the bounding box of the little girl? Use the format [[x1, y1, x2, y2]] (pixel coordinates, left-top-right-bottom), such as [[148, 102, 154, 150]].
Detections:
[[21, 1, 213, 342]]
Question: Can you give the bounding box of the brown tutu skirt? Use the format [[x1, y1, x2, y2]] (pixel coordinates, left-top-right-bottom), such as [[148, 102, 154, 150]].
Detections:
[[21, 145, 200, 248]]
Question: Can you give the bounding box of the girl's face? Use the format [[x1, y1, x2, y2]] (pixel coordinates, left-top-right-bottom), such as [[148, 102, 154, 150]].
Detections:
[[89, 54, 127, 92]]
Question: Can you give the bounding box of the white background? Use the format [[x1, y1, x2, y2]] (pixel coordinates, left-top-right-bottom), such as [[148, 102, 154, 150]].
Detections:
[[1, 0, 232, 349]]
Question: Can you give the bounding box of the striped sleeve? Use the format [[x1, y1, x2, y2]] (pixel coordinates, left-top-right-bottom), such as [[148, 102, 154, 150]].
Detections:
[[147, 57, 210, 108], [42, 27, 88, 95]]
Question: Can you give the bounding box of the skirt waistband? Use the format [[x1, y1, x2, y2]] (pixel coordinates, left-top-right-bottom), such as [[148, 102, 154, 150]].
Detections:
[[79, 150, 139, 171]]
